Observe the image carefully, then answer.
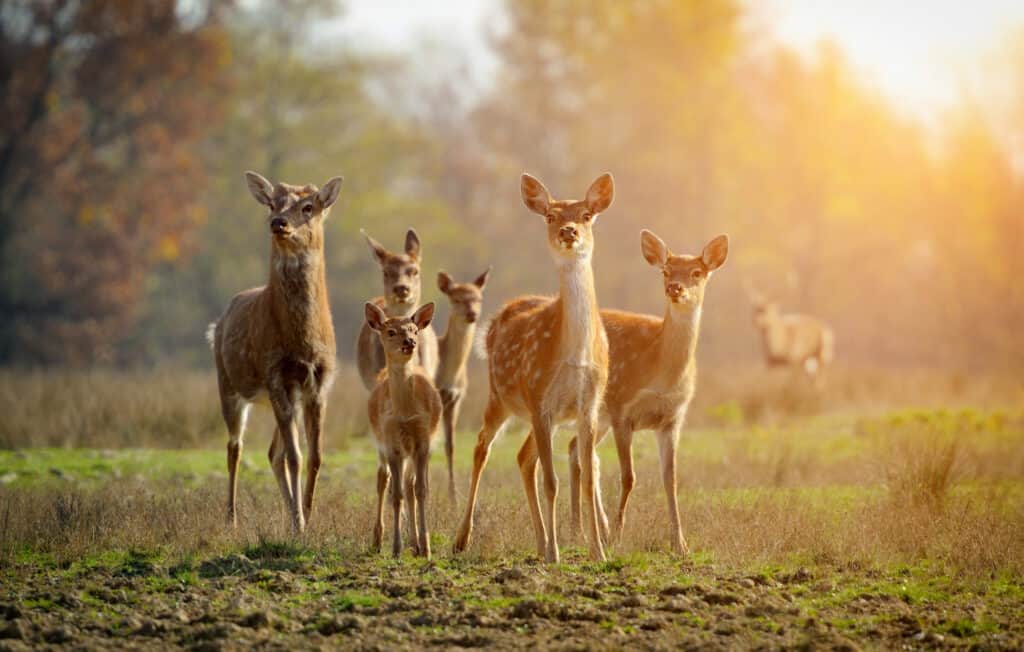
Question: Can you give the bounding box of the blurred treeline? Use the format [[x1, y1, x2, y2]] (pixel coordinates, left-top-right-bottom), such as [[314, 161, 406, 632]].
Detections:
[[2, 0, 1022, 371]]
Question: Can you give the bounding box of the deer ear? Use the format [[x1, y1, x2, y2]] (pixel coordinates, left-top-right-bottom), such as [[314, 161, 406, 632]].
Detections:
[[412, 302, 435, 330], [365, 302, 387, 331], [245, 171, 274, 207], [702, 234, 729, 271], [640, 229, 668, 267], [585, 172, 614, 214], [405, 229, 421, 261], [437, 271, 453, 294], [317, 176, 343, 213], [474, 266, 491, 289], [362, 230, 388, 265], [521, 173, 551, 215]]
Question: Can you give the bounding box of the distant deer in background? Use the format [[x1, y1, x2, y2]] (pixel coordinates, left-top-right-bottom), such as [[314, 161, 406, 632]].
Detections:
[[435, 268, 491, 503], [745, 280, 834, 382], [356, 229, 439, 390], [365, 302, 442, 558], [564, 230, 728, 554], [208, 171, 343, 534], [454, 172, 615, 563]]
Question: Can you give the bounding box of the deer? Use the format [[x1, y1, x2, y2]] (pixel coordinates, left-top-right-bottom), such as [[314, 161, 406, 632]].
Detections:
[[365, 301, 442, 558], [356, 229, 439, 391], [745, 281, 834, 382], [559, 230, 729, 555], [207, 171, 343, 534], [435, 267, 491, 503], [453, 172, 615, 563]]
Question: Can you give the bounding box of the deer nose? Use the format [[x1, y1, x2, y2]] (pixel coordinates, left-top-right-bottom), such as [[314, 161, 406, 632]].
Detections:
[[466, 311, 478, 323], [667, 282, 684, 298], [559, 225, 578, 241], [402, 337, 416, 350], [394, 285, 410, 299], [270, 217, 288, 234]]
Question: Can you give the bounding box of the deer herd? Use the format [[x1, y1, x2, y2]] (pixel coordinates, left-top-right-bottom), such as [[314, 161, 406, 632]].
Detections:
[[209, 170, 834, 563]]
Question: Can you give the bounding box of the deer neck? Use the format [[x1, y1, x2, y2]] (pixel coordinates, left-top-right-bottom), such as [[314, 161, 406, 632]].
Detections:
[[268, 245, 329, 343], [556, 256, 601, 366], [656, 301, 702, 380], [385, 357, 418, 415], [436, 317, 474, 388], [384, 299, 416, 319]]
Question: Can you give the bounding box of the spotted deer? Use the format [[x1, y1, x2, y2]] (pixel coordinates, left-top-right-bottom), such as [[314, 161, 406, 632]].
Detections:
[[453, 172, 615, 563], [560, 230, 728, 554], [365, 302, 442, 558], [208, 171, 343, 534], [356, 229, 439, 390], [435, 268, 491, 502], [745, 281, 834, 381]]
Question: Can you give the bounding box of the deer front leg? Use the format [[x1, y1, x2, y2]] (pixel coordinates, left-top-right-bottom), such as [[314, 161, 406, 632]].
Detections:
[[577, 412, 607, 562], [269, 390, 304, 535], [414, 449, 431, 558], [373, 460, 389, 552], [268, 427, 293, 508], [453, 399, 508, 553], [612, 423, 636, 543], [569, 426, 611, 544], [302, 395, 325, 526], [656, 424, 689, 555], [440, 389, 461, 504], [531, 414, 560, 564], [516, 433, 547, 559], [404, 463, 419, 555], [388, 456, 404, 557]]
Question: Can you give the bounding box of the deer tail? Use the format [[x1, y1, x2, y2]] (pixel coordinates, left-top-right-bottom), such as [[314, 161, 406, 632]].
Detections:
[[473, 313, 494, 360], [205, 322, 218, 350]]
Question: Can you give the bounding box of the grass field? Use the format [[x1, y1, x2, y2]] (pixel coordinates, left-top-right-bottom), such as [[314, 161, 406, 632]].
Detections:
[[1, 368, 1023, 649]]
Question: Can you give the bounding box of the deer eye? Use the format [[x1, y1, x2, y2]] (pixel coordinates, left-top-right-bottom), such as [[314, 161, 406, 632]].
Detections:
[[407, 268, 418, 277], [691, 269, 704, 280], [580, 212, 593, 222], [301, 203, 313, 216], [386, 329, 397, 337]]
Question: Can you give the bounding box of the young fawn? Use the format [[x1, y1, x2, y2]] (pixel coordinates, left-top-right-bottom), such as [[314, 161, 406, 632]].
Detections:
[[435, 268, 491, 502], [745, 282, 834, 382], [365, 302, 442, 558], [208, 171, 343, 534], [563, 230, 728, 554], [454, 173, 615, 563], [356, 229, 439, 391]]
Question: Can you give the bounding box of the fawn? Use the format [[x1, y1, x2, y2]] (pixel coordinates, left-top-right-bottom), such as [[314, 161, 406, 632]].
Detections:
[[745, 281, 834, 381], [208, 171, 342, 534], [356, 229, 439, 390], [453, 172, 615, 563], [435, 268, 491, 503], [561, 230, 728, 554], [365, 302, 442, 558]]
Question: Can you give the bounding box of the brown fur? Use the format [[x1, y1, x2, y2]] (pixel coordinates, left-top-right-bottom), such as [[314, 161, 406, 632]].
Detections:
[[365, 302, 443, 558], [435, 268, 491, 502], [355, 229, 439, 390], [565, 231, 728, 554], [209, 171, 342, 534], [453, 173, 615, 563]]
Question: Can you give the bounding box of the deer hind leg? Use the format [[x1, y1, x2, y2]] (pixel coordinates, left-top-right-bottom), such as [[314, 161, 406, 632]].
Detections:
[[516, 433, 547, 559], [612, 423, 636, 543], [414, 448, 431, 558], [268, 427, 293, 509], [221, 394, 249, 528], [301, 395, 325, 526], [403, 463, 419, 555], [532, 414, 561, 564], [441, 390, 462, 504], [388, 455, 405, 557], [373, 459, 389, 552], [656, 424, 689, 555], [453, 398, 508, 553]]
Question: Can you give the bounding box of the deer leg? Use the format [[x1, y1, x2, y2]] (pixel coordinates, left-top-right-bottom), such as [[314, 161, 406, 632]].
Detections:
[[404, 463, 418, 555], [268, 427, 293, 508], [270, 391, 304, 535], [301, 396, 325, 526], [389, 455, 404, 557], [220, 395, 248, 528], [373, 459, 389, 552], [570, 427, 611, 544], [441, 391, 461, 504], [656, 424, 689, 555], [453, 398, 508, 553], [532, 415, 560, 564], [516, 433, 546, 559], [415, 448, 431, 558], [612, 423, 636, 543], [578, 411, 607, 562]]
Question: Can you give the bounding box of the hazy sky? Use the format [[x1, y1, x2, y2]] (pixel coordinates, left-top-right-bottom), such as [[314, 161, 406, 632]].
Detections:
[[335, 1, 1024, 121]]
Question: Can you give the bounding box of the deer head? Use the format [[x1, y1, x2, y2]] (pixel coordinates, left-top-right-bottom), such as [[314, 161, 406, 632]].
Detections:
[[245, 171, 342, 254], [437, 268, 490, 325], [641, 230, 729, 308], [365, 302, 435, 363], [520, 173, 614, 264], [742, 279, 779, 329], [363, 229, 422, 313]]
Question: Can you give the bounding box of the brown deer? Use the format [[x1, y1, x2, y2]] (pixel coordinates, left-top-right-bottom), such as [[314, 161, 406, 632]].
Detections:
[[745, 281, 834, 381], [453, 172, 615, 563], [561, 230, 728, 554], [435, 268, 491, 502], [208, 171, 342, 534], [365, 302, 442, 558], [356, 229, 439, 390]]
